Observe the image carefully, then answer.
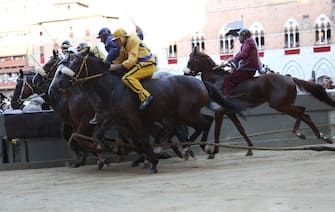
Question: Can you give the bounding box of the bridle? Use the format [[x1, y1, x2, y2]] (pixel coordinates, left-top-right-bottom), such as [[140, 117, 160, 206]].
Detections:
[[14, 74, 38, 104], [187, 53, 202, 76], [62, 53, 103, 85]]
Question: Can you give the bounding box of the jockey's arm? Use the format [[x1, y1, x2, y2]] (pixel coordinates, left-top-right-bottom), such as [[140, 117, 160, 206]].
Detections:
[[105, 47, 120, 65], [233, 41, 251, 64]]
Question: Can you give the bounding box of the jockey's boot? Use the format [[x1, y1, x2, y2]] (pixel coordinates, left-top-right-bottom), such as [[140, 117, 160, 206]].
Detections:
[[139, 95, 153, 110], [88, 92, 105, 125], [89, 112, 104, 125]]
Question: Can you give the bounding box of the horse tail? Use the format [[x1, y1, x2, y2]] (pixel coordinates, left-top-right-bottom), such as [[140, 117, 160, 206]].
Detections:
[[292, 77, 335, 107], [203, 81, 247, 115]]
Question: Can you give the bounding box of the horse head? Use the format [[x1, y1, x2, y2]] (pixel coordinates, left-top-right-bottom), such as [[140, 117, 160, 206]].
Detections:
[[11, 70, 36, 109], [186, 47, 228, 83], [184, 47, 216, 76], [48, 47, 108, 96], [32, 50, 62, 89]]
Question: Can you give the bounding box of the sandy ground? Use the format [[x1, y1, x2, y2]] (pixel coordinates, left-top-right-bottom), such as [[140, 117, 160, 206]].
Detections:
[[1, 149, 335, 212]]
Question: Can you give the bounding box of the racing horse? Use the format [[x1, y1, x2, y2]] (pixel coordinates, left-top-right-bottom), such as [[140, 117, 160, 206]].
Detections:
[[35, 51, 192, 166], [11, 65, 96, 167], [48, 48, 245, 173], [186, 47, 335, 153], [32, 52, 144, 168]]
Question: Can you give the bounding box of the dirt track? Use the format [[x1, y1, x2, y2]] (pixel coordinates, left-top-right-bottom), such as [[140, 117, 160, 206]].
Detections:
[[1, 149, 335, 212]]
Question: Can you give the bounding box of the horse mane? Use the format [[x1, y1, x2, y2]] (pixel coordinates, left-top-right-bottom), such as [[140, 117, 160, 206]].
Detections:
[[85, 51, 126, 77], [198, 51, 217, 68], [192, 49, 225, 74], [87, 51, 109, 69]]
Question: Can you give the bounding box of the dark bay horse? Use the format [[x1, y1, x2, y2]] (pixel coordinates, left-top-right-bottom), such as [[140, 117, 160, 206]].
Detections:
[[11, 66, 96, 167], [48, 48, 245, 173], [35, 52, 192, 166], [186, 47, 335, 151]]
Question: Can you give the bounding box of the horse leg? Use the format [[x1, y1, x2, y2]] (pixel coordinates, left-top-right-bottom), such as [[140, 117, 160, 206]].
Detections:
[[275, 105, 332, 143], [67, 137, 88, 167], [140, 137, 159, 174], [212, 111, 224, 156], [300, 113, 333, 143], [199, 114, 215, 159], [274, 105, 306, 139], [183, 130, 203, 160], [227, 113, 254, 156], [174, 124, 190, 159]]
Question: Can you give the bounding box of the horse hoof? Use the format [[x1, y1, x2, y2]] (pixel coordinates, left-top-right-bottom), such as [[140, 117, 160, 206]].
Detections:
[[158, 152, 173, 159], [205, 145, 213, 154], [72, 163, 81, 168], [149, 168, 158, 174], [189, 149, 195, 158], [97, 160, 104, 170], [131, 161, 140, 167], [183, 148, 190, 160], [183, 152, 189, 160], [324, 137, 333, 144], [143, 161, 151, 169], [207, 154, 215, 159], [245, 150, 253, 156], [104, 159, 110, 166], [296, 132, 306, 139]]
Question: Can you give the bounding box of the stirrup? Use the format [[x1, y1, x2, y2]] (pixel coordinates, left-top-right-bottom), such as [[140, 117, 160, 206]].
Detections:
[[139, 95, 153, 110], [89, 113, 104, 125]]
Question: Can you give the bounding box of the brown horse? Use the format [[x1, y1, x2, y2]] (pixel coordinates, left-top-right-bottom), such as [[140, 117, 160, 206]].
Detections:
[[11, 66, 97, 167], [37, 52, 195, 164], [48, 48, 245, 173], [186, 47, 335, 154]]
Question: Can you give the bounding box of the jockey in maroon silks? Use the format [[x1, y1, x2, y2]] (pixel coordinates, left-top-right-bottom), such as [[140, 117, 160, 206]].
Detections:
[[223, 29, 262, 95]]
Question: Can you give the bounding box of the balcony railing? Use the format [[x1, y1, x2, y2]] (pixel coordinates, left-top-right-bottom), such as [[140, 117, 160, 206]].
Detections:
[[0, 59, 27, 68], [0, 81, 16, 90]]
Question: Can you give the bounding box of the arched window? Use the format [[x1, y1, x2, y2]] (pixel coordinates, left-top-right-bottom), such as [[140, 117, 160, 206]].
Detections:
[[191, 31, 205, 51], [284, 18, 299, 48], [250, 22, 265, 50], [315, 15, 331, 45], [219, 33, 234, 54], [168, 42, 177, 58]]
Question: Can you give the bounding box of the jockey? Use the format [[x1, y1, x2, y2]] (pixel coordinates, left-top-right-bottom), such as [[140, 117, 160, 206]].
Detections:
[[61, 40, 74, 54], [223, 28, 262, 95], [77, 41, 106, 62], [97, 26, 144, 66], [89, 26, 146, 125], [109, 28, 156, 110]]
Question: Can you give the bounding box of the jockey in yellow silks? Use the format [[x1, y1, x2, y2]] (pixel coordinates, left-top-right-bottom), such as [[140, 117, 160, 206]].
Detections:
[[109, 28, 156, 110]]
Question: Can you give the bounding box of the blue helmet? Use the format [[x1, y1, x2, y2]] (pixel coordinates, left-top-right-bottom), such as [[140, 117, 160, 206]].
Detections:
[[97, 27, 111, 39], [61, 40, 73, 50]]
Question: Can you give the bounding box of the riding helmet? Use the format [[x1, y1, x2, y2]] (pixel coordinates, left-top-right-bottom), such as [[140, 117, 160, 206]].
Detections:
[[238, 29, 251, 38], [61, 40, 73, 50], [97, 27, 111, 39], [112, 28, 127, 41]]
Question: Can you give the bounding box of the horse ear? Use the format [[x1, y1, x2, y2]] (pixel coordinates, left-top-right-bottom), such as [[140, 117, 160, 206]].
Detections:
[[79, 46, 90, 56], [52, 49, 58, 59], [193, 46, 199, 53]]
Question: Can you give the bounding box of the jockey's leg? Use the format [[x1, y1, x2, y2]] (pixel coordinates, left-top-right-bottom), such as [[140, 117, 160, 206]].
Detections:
[[88, 87, 105, 125], [122, 64, 155, 110]]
